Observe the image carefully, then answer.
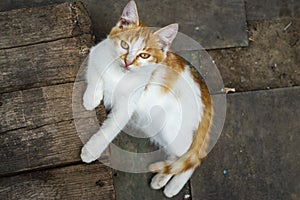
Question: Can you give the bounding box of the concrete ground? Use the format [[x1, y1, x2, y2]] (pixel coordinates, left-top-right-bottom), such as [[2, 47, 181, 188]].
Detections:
[[0, 0, 299, 199]]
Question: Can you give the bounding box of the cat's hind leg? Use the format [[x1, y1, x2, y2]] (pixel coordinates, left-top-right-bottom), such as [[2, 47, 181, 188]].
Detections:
[[150, 173, 172, 190], [163, 168, 194, 198]]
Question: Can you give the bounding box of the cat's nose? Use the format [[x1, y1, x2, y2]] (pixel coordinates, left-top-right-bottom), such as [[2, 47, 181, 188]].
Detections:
[[125, 59, 133, 68]]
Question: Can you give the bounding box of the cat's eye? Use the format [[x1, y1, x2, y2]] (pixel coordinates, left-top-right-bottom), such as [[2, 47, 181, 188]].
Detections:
[[120, 40, 129, 50], [139, 53, 150, 59]]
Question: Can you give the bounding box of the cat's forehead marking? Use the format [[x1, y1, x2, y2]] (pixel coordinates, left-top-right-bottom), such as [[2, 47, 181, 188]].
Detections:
[[116, 27, 160, 49], [131, 37, 145, 51]]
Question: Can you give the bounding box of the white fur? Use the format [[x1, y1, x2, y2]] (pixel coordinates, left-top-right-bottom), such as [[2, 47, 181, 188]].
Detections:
[[81, 38, 157, 162], [131, 66, 202, 157], [81, 20, 203, 198], [151, 173, 173, 190], [163, 168, 194, 198]]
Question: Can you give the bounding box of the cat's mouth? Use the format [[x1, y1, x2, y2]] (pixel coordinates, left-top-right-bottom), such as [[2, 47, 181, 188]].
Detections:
[[120, 63, 130, 72], [121, 59, 133, 71]]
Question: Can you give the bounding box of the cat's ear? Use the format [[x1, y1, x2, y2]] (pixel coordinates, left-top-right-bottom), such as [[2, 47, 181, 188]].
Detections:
[[154, 23, 178, 52], [117, 0, 139, 28]]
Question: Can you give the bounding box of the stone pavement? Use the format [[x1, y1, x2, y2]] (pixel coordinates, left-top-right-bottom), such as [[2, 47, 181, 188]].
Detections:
[[191, 87, 300, 200]]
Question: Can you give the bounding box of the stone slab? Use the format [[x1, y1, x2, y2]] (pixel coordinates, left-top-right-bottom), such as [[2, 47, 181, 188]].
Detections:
[[191, 86, 300, 200], [245, 0, 300, 20], [112, 170, 190, 200], [209, 17, 300, 92]]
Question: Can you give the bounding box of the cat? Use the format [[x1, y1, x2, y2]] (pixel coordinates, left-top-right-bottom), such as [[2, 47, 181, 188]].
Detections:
[[80, 0, 213, 198]]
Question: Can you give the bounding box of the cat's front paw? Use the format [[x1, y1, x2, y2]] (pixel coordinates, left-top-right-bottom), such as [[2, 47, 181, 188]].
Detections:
[[80, 145, 99, 163], [83, 90, 102, 111]]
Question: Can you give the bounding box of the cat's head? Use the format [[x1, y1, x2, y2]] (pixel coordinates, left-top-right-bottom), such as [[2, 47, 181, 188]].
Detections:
[[108, 0, 178, 71]]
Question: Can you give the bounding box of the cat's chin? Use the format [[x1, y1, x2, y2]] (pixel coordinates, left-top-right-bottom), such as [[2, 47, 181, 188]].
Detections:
[[120, 65, 138, 73], [120, 66, 130, 73]]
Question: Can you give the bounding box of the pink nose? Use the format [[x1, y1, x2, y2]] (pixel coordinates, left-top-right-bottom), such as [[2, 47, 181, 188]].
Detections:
[[125, 60, 132, 68]]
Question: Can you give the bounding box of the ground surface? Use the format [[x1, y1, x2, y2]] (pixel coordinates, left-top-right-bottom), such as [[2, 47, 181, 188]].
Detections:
[[211, 17, 300, 92], [0, 0, 299, 200]]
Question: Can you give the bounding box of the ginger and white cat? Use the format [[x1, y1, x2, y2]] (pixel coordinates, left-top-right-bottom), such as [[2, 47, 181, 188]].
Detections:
[[81, 1, 213, 198]]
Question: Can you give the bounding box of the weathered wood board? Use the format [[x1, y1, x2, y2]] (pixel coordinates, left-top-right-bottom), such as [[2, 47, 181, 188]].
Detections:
[[0, 2, 114, 199], [0, 1, 92, 49], [1, 83, 74, 133], [0, 163, 115, 199], [1, 120, 82, 176], [0, 82, 107, 176], [0, 35, 93, 94], [0, 1, 94, 94]]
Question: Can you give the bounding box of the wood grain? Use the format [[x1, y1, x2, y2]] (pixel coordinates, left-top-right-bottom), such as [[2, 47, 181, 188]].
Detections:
[[0, 163, 115, 199], [0, 81, 106, 133], [0, 2, 92, 49], [0, 81, 108, 175], [0, 35, 93, 94], [0, 2, 114, 199], [1, 120, 82, 176], [0, 83, 74, 133]]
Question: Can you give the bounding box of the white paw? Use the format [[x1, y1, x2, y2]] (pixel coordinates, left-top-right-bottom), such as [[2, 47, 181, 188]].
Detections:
[[164, 176, 188, 198], [163, 182, 180, 198], [83, 90, 102, 111], [80, 145, 99, 163], [80, 133, 109, 163], [150, 173, 172, 190]]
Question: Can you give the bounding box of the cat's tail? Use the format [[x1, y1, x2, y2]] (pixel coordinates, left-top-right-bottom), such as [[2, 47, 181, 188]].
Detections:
[[149, 82, 213, 175]]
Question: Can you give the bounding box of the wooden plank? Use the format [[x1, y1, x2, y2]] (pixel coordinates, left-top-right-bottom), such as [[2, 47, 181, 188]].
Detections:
[[0, 83, 73, 133], [0, 1, 92, 49], [0, 35, 93, 94], [1, 120, 81, 176], [0, 0, 68, 11], [0, 2, 114, 199], [0, 163, 115, 199], [191, 87, 300, 199], [0, 81, 105, 132], [0, 80, 108, 175], [0, 81, 106, 132]]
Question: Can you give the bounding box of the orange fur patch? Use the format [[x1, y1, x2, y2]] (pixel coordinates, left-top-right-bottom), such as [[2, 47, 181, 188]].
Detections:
[[163, 52, 185, 73], [109, 25, 160, 50], [160, 52, 186, 94], [192, 81, 213, 158], [109, 21, 145, 38]]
